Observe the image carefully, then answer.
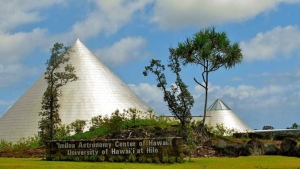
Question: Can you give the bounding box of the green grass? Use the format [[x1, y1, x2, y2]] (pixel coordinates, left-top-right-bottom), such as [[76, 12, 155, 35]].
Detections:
[[0, 156, 299, 169]]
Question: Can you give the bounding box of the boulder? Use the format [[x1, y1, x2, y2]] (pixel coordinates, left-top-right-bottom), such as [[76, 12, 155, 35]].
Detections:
[[212, 140, 247, 157], [245, 138, 265, 156], [264, 143, 279, 155], [279, 137, 299, 157]]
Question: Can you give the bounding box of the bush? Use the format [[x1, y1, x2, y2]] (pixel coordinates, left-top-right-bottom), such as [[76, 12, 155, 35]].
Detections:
[[89, 115, 103, 131], [128, 154, 137, 163], [70, 119, 87, 134], [153, 157, 161, 163], [138, 156, 147, 163], [89, 155, 98, 162], [146, 158, 153, 163], [168, 156, 176, 164], [206, 123, 237, 137], [162, 156, 169, 163], [114, 155, 123, 162], [108, 156, 115, 162], [99, 155, 105, 162], [74, 156, 80, 162], [46, 154, 54, 161], [176, 157, 185, 163], [83, 156, 89, 161]]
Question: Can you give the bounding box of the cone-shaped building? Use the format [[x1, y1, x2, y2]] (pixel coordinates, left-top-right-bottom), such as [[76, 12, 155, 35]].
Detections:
[[0, 39, 151, 142], [205, 99, 252, 132]]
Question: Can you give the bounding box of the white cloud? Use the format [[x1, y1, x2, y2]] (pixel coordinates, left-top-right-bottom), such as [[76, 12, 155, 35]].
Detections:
[[151, 0, 300, 29], [0, 63, 39, 88], [0, 0, 64, 32], [241, 25, 300, 61], [132, 72, 299, 115], [96, 36, 148, 66], [0, 28, 49, 63], [68, 0, 153, 39], [128, 83, 169, 115], [0, 100, 13, 106]]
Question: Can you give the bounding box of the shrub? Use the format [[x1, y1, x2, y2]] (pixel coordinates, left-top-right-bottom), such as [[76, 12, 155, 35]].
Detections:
[[176, 157, 185, 163], [74, 156, 80, 162], [138, 156, 147, 163], [70, 119, 87, 134], [89, 155, 98, 162], [128, 154, 136, 163], [114, 155, 123, 162], [146, 158, 153, 163], [108, 156, 115, 162], [162, 156, 169, 163], [55, 124, 70, 139], [83, 155, 89, 161], [206, 123, 237, 137], [99, 155, 105, 162], [168, 156, 176, 164], [46, 154, 54, 161], [89, 115, 103, 131], [153, 157, 161, 163]]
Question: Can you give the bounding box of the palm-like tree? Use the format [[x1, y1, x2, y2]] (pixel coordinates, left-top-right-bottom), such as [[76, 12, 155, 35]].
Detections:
[[172, 27, 243, 135]]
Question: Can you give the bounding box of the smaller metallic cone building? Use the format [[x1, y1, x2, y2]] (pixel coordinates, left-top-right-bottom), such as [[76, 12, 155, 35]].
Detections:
[[205, 99, 252, 132], [0, 39, 151, 142]]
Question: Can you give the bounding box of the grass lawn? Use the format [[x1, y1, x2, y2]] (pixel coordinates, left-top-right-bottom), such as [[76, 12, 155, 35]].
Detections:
[[0, 156, 299, 169]]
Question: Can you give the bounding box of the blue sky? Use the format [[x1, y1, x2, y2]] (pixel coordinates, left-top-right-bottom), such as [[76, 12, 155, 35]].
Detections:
[[0, 0, 300, 130]]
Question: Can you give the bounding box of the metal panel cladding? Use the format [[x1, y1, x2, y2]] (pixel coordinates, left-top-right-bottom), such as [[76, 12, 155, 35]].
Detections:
[[0, 39, 151, 142]]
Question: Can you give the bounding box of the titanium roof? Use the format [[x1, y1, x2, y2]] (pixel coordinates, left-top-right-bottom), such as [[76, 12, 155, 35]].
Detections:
[[207, 99, 231, 110], [205, 99, 252, 133], [0, 39, 151, 142]]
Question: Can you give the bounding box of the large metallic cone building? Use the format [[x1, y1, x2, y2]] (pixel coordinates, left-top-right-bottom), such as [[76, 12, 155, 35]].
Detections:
[[0, 39, 151, 142], [205, 99, 252, 132]]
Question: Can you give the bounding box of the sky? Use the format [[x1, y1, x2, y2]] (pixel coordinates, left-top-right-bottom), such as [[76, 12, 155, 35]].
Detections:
[[0, 0, 300, 130]]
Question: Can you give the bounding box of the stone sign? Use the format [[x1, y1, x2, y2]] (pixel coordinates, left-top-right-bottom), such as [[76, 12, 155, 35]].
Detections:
[[48, 137, 182, 161]]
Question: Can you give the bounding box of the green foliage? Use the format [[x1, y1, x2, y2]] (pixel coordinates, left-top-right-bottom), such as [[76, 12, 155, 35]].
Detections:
[[60, 125, 108, 140], [3, 156, 300, 168], [108, 156, 114, 162], [168, 156, 176, 164], [138, 156, 147, 163], [46, 154, 54, 161], [176, 157, 185, 163], [153, 157, 161, 163], [173, 27, 243, 125], [59, 108, 177, 141], [106, 110, 125, 133], [114, 155, 123, 162], [83, 155, 89, 161], [70, 119, 87, 134], [54, 124, 71, 139], [0, 136, 39, 152], [143, 55, 194, 137], [287, 123, 300, 129], [206, 123, 237, 137], [128, 154, 137, 163], [89, 115, 103, 131], [89, 155, 98, 162], [38, 42, 78, 146], [99, 155, 105, 162], [145, 158, 153, 163], [162, 156, 169, 163]]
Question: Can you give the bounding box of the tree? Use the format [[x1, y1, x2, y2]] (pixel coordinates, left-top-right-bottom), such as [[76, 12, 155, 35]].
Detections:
[[70, 119, 87, 134], [38, 43, 78, 146], [172, 27, 243, 130], [263, 126, 274, 130], [143, 53, 194, 137], [287, 123, 300, 129]]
